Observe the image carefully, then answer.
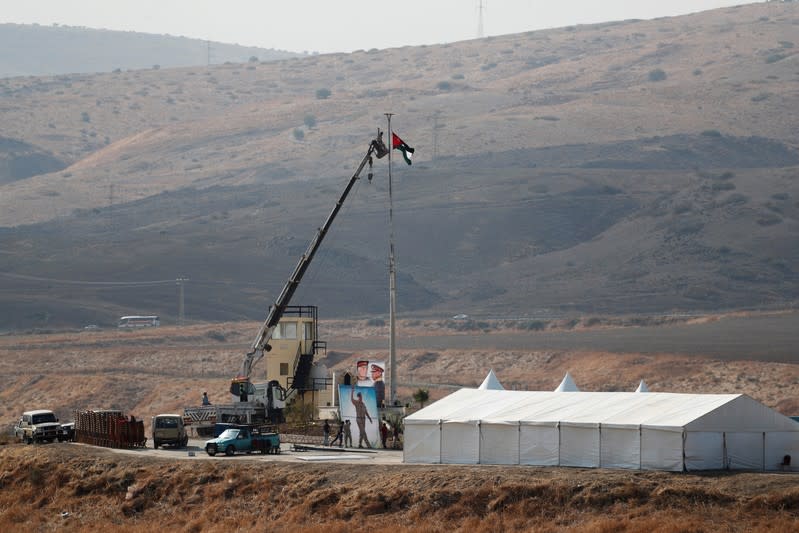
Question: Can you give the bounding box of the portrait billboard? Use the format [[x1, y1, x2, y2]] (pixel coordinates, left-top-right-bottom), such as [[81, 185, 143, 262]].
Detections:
[[355, 359, 372, 386], [338, 384, 379, 448], [369, 360, 386, 407]]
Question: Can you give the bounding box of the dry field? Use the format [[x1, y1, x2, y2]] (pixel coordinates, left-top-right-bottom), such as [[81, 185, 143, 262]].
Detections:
[[1, 441, 798, 532], [1, 312, 797, 531], [1, 311, 798, 427]]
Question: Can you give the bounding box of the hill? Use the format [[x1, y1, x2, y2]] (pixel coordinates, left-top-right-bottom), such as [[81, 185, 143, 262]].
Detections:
[[0, 23, 300, 78], [1, 2, 799, 329], [1, 444, 798, 532]]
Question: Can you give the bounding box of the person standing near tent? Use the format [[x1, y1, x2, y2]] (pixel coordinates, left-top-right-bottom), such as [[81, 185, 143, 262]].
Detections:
[[380, 419, 389, 449], [323, 419, 331, 446], [351, 387, 372, 448]]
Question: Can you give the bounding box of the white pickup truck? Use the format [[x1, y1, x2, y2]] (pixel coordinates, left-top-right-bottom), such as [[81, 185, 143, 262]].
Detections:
[[14, 409, 68, 444]]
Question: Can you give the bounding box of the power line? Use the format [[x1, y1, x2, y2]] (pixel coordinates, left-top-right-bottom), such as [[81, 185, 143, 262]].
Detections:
[[0, 272, 176, 287]]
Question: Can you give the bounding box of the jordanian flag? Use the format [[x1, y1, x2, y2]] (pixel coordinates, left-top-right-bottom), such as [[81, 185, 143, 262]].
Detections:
[[392, 132, 415, 165]]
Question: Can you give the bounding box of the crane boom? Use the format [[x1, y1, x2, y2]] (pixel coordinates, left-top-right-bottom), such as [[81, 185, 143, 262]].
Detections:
[[237, 131, 389, 379]]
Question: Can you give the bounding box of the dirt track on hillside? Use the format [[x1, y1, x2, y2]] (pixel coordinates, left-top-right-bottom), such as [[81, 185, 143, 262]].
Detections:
[[329, 312, 799, 362]]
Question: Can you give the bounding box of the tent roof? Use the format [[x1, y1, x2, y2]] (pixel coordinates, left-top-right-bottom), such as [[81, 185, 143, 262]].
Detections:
[[635, 380, 650, 393], [478, 369, 504, 390], [554, 372, 579, 392], [405, 389, 799, 432]]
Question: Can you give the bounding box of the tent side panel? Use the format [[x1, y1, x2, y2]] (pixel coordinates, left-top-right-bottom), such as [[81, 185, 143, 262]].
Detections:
[[641, 428, 683, 471], [560, 426, 599, 468], [441, 422, 479, 464], [764, 432, 799, 472], [480, 423, 520, 465], [726, 432, 764, 470], [684, 431, 724, 470], [600, 426, 640, 470], [403, 422, 441, 464], [519, 425, 559, 466]]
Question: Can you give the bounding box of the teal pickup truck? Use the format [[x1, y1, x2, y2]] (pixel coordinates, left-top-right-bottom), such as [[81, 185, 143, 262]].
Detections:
[[204, 425, 281, 456]]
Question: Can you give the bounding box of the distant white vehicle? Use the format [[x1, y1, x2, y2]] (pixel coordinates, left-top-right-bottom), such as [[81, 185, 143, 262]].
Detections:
[[452, 314, 469, 320], [117, 315, 160, 328], [83, 324, 100, 330]]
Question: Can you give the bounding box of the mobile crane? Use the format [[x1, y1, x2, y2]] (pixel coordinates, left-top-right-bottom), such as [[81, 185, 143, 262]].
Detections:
[[229, 130, 390, 422]]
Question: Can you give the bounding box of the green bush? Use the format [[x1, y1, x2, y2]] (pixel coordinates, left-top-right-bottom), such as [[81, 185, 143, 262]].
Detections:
[[436, 81, 452, 91], [648, 69, 667, 82], [711, 182, 735, 192], [304, 114, 317, 129], [205, 331, 227, 342], [293, 128, 304, 141], [315, 88, 331, 99]]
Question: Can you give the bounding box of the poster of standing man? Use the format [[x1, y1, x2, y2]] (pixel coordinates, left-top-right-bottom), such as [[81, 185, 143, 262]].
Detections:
[[338, 384, 378, 448], [370, 361, 386, 408]]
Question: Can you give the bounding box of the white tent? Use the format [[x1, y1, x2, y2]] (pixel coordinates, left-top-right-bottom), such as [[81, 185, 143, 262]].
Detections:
[[635, 380, 650, 393], [554, 372, 580, 392], [403, 388, 799, 471], [478, 369, 504, 390]]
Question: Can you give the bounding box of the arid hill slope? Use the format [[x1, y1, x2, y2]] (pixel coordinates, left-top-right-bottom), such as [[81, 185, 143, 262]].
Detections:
[[1, 3, 798, 329]]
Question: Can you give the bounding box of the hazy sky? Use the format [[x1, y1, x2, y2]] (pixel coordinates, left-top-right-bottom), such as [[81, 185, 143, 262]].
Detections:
[[3, 1, 748, 54]]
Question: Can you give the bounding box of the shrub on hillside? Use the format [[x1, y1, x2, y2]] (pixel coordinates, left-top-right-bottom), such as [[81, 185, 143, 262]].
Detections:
[[315, 88, 331, 99], [648, 69, 667, 82]]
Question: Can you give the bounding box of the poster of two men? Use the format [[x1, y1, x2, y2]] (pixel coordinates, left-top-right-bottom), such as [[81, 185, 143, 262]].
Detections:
[[337, 359, 386, 448]]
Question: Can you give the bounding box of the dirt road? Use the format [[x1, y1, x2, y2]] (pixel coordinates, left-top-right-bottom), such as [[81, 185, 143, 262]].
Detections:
[[332, 312, 799, 362]]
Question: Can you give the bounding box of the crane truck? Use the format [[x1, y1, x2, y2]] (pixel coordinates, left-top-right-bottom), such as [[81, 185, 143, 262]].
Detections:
[[184, 131, 389, 433]]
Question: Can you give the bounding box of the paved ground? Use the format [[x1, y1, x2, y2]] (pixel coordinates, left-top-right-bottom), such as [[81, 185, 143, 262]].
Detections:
[[86, 438, 405, 464]]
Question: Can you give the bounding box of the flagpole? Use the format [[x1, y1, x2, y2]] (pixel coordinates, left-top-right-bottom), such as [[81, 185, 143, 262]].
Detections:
[[385, 112, 397, 408]]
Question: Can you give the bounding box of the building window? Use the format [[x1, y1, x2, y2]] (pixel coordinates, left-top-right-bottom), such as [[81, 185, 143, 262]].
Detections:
[[283, 323, 297, 339], [280, 363, 289, 376], [272, 323, 297, 340]]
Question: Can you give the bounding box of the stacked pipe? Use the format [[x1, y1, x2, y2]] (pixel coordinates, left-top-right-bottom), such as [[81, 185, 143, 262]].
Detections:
[[73, 409, 146, 449]]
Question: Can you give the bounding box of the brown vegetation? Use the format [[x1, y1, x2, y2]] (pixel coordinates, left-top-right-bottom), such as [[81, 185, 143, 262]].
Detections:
[[1, 443, 797, 532]]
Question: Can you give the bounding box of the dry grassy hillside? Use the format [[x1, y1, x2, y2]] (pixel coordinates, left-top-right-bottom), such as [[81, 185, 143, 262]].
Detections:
[[1, 443, 798, 532], [0, 3, 797, 225], [1, 2, 799, 328]]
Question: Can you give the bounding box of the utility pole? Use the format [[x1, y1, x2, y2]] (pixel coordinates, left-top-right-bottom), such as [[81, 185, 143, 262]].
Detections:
[[477, 0, 486, 39], [176, 276, 189, 326], [431, 110, 442, 161], [385, 112, 397, 408]]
